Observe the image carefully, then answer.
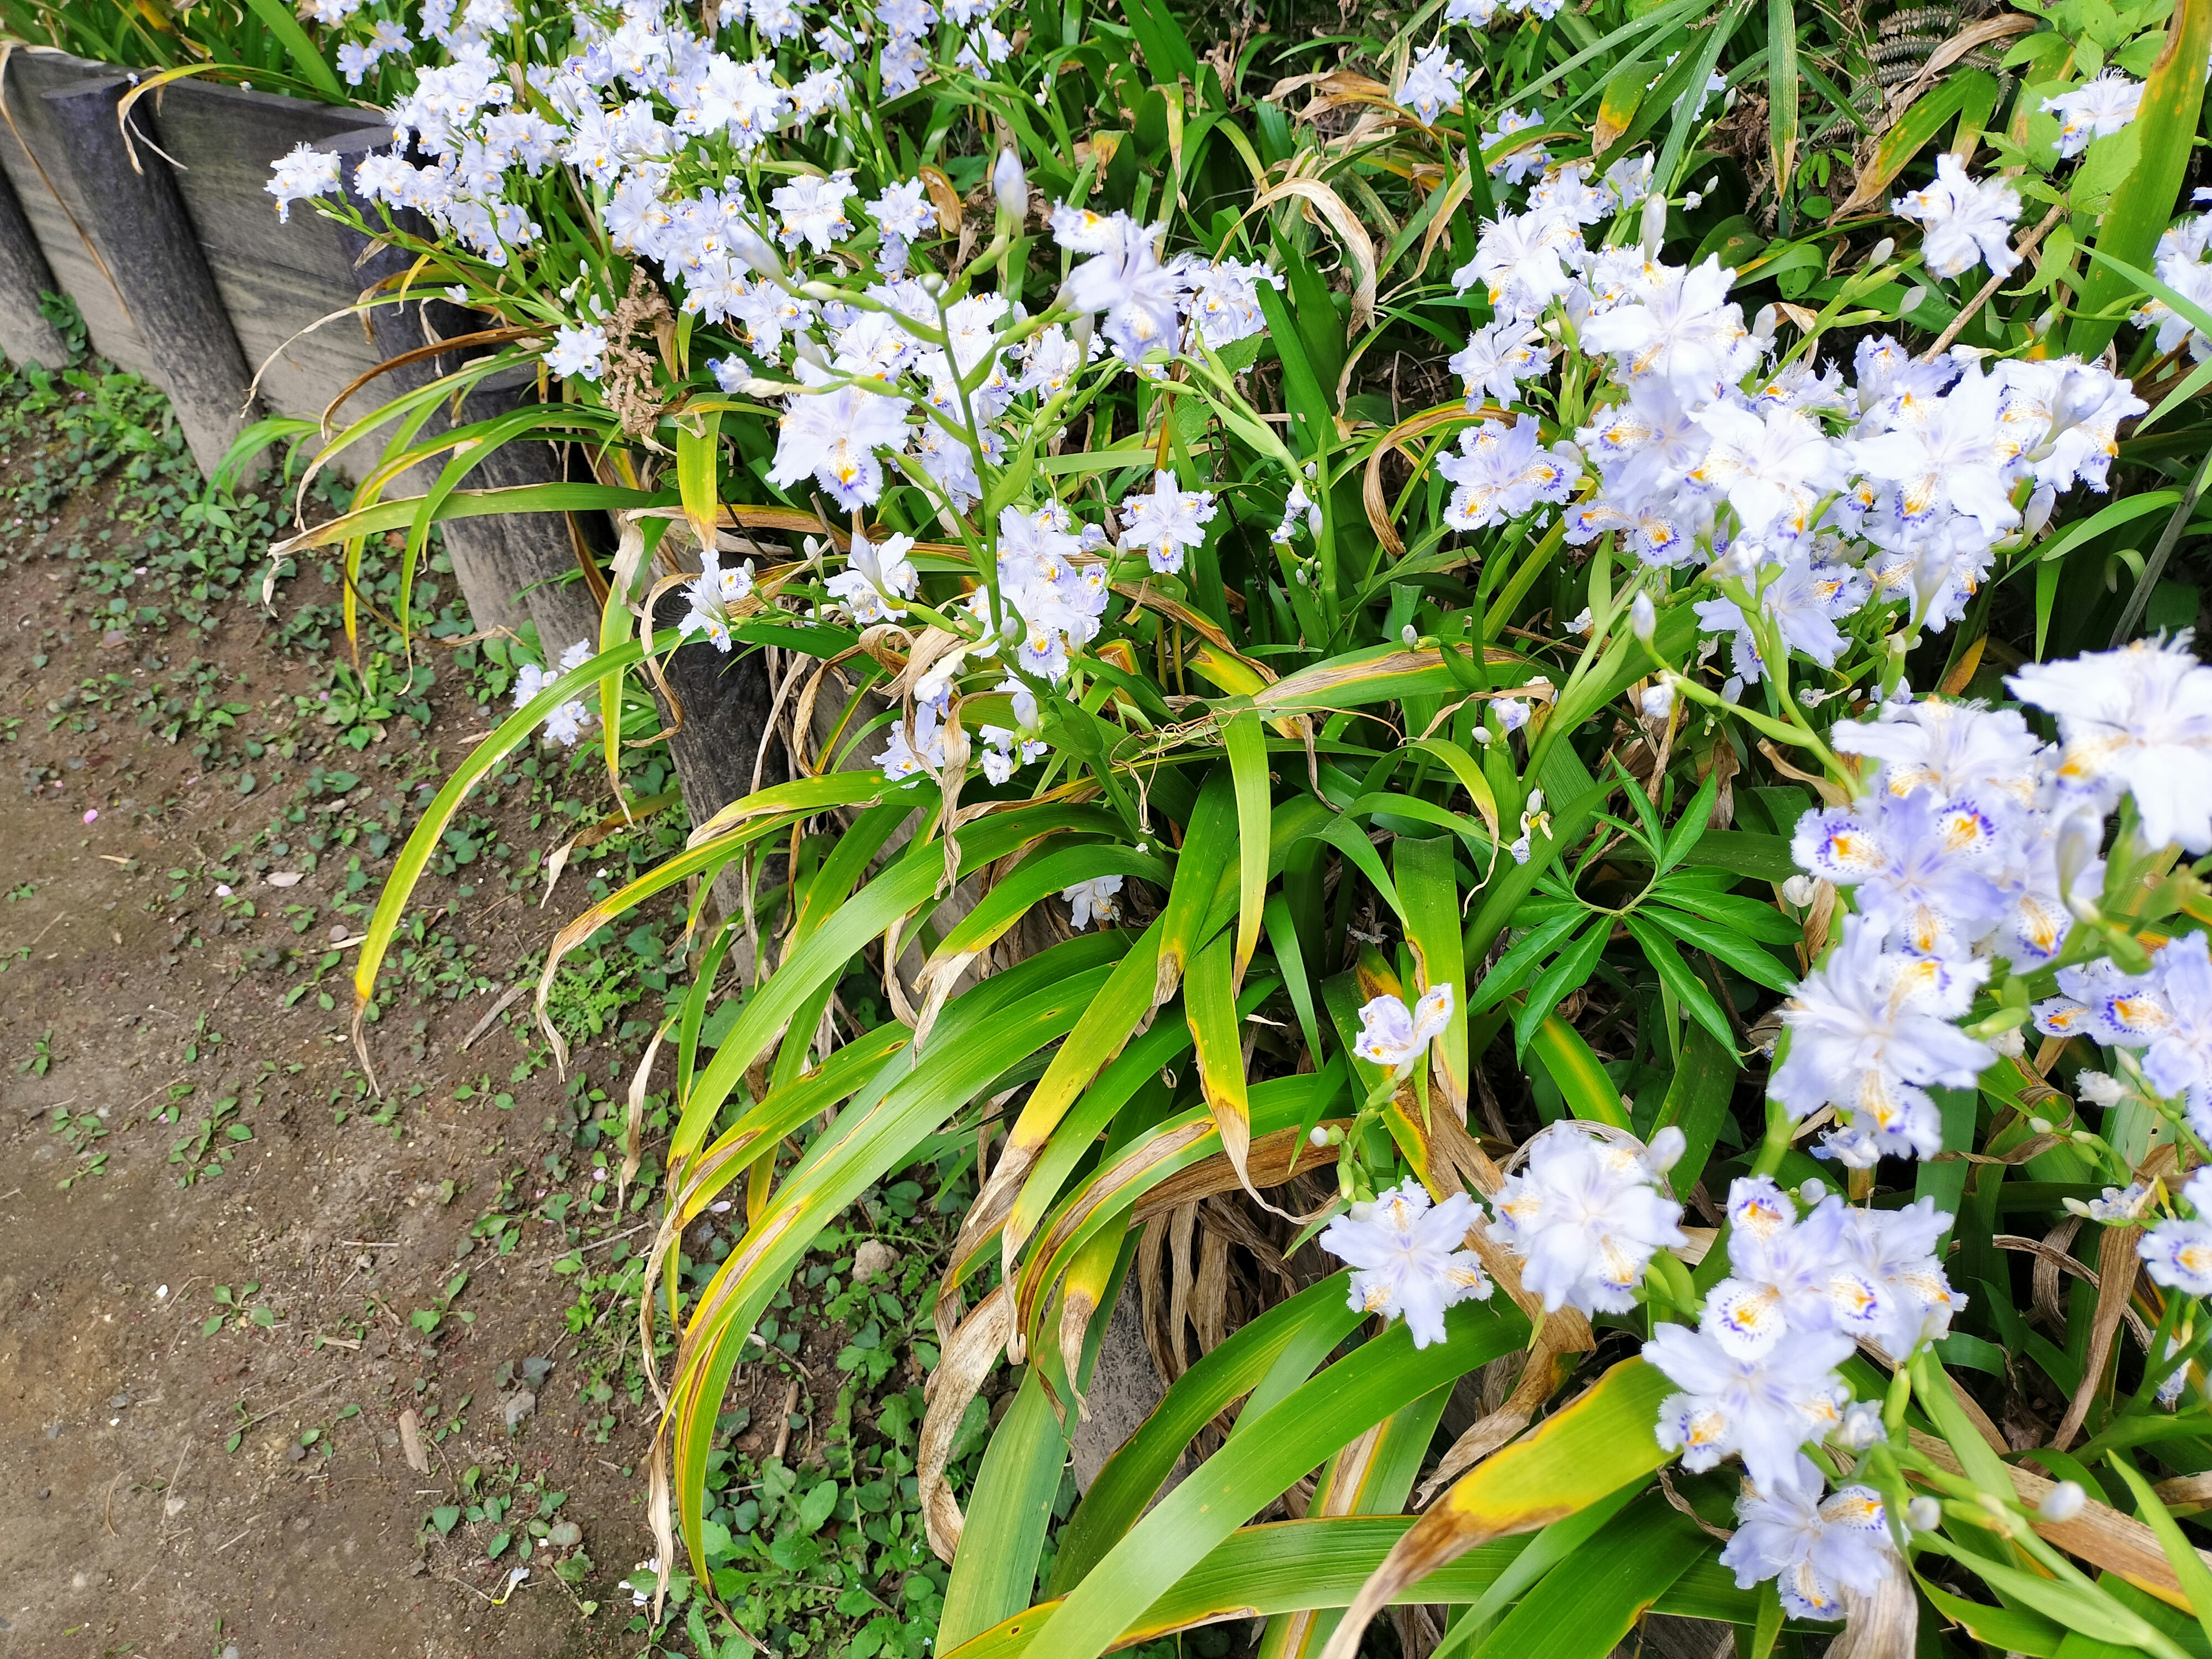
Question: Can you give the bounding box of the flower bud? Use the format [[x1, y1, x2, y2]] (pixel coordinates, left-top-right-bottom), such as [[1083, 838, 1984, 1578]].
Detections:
[[1639, 195, 1667, 257], [1646, 1125, 1685, 1173], [1835, 1400, 1886, 1450], [1309, 1125, 1330, 1147], [1906, 1497, 1942, 1533], [992, 147, 1028, 219], [1639, 681, 1675, 722], [2039, 1482, 2086, 1523], [1630, 591, 1656, 642], [1867, 237, 1895, 267], [732, 226, 782, 278], [2022, 484, 2056, 540], [1798, 1178, 1826, 1203], [1401, 624, 1418, 647]]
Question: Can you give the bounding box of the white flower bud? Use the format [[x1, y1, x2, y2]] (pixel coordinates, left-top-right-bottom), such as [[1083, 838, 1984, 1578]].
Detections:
[[1402, 624, 1418, 647], [2076, 1070, 2124, 1106], [1906, 1497, 1942, 1532], [1781, 873, 1819, 907], [1835, 1400, 1887, 1450], [1639, 681, 1675, 722], [732, 226, 782, 278], [1798, 1178, 1826, 1203], [1646, 1125, 1685, 1173], [1639, 195, 1666, 257], [2022, 484, 2056, 539], [992, 147, 1028, 219], [1867, 237, 1895, 267], [1630, 592, 1656, 642], [2039, 1482, 2086, 1523], [1309, 1125, 1330, 1147]]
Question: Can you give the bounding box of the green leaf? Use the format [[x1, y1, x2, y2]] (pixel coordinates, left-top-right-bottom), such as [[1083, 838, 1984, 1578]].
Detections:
[[1650, 1022, 1738, 1192], [1430, 1482, 1645, 1659], [676, 408, 724, 553], [2109, 1451, 2212, 1652], [1225, 710, 1272, 985], [2070, 3, 2212, 357], [1624, 916, 1737, 1055], [1054, 1274, 1368, 1593], [1396, 834, 1468, 1116], [797, 1479, 839, 1534], [239, 0, 345, 97], [1462, 1495, 1707, 1659], [1036, 1298, 1528, 1659], [1641, 908, 1796, 996], [1513, 923, 1610, 1056], [1525, 1012, 1632, 1128], [1766, 0, 1799, 217]]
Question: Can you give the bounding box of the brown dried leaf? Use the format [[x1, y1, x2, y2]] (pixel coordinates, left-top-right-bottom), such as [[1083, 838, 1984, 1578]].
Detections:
[[397, 1407, 430, 1474], [916, 1285, 1012, 1563], [2055, 1221, 2146, 1449]]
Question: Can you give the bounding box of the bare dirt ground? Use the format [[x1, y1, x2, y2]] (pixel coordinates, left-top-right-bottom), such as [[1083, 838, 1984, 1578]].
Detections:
[[0, 466, 666, 1658]]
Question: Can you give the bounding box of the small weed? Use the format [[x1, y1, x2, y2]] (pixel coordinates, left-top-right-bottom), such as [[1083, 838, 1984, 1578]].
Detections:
[[169, 1095, 250, 1184], [18, 1028, 56, 1075]]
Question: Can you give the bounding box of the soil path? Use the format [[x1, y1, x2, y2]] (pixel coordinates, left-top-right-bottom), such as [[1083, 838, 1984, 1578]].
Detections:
[[0, 470, 658, 1657]]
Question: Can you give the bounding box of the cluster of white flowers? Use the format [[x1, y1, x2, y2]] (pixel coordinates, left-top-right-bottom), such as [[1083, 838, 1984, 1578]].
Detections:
[[1488, 1122, 1687, 1315], [1440, 157, 2141, 687], [1319, 1181, 1493, 1349], [1646, 1175, 1958, 1615], [513, 638, 596, 745], [2037, 927, 2212, 1141], [266, 143, 341, 223], [1719, 1455, 1896, 1621], [676, 547, 756, 651], [1770, 639, 2212, 1168]]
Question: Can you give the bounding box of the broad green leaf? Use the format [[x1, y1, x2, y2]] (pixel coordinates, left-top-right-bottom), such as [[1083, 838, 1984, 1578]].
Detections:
[[2070, 3, 2212, 357], [1525, 1012, 1633, 1130], [1052, 1275, 1368, 1593], [1461, 1495, 1707, 1659], [1226, 709, 1272, 985], [1316, 1358, 1677, 1659], [1034, 1296, 1528, 1659], [1396, 834, 1469, 1117]]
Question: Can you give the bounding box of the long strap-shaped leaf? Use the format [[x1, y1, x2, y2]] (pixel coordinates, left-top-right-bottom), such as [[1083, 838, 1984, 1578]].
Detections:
[[1013, 1064, 1334, 1358], [1316, 1357, 1677, 1659], [1051, 1274, 1368, 1594], [351, 634, 656, 1078], [1260, 1382, 1453, 1657], [2067, 0, 2212, 358], [944, 1512, 1768, 1658], [1033, 1297, 1529, 1659], [1448, 1494, 1708, 1659], [967, 794, 1338, 1293], [665, 936, 1129, 1578], [671, 802, 1121, 1160], [1153, 767, 1237, 1008]]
